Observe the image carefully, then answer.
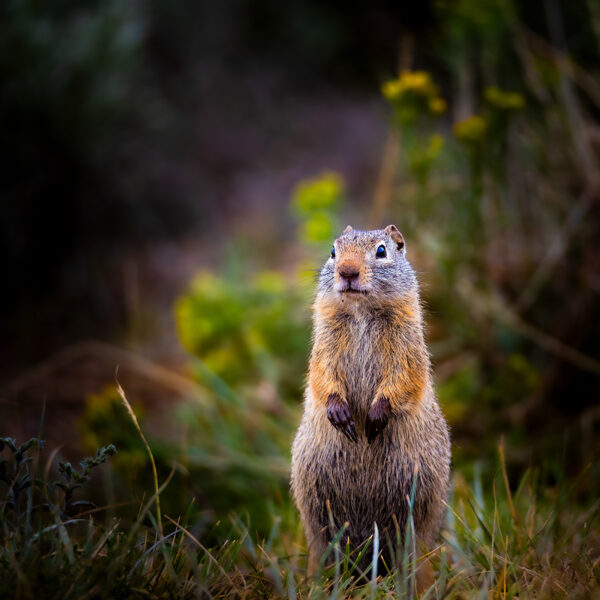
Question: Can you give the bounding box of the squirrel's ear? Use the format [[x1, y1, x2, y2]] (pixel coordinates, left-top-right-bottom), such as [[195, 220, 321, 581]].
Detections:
[[384, 224, 405, 251], [343, 225, 353, 234]]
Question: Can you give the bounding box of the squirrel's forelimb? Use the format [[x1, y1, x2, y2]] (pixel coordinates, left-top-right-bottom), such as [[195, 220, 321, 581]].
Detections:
[[326, 393, 357, 442], [365, 395, 391, 442], [311, 289, 430, 442]]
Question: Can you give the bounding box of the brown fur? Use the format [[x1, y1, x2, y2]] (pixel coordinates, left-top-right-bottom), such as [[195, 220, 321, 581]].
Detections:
[[290, 225, 451, 591]]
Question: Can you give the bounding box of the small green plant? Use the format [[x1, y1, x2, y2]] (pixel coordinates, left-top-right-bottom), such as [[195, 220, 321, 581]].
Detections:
[[0, 437, 45, 530], [55, 445, 117, 518], [0, 436, 116, 532]]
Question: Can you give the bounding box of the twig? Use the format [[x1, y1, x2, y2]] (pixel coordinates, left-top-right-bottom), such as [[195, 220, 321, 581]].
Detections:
[[458, 278, 600, 377]]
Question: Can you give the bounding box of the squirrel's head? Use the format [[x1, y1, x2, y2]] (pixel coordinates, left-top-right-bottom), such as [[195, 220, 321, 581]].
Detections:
[[317, 224, 417, 303]]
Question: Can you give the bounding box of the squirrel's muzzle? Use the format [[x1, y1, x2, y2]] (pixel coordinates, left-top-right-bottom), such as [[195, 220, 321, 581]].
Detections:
[[338, 262, 360, 284]]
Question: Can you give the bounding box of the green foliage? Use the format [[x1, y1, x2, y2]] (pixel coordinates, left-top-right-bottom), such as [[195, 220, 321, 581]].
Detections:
[[291, 172, 344, 245], [407, 133, 445, 189], [175, 270, 309, 393]]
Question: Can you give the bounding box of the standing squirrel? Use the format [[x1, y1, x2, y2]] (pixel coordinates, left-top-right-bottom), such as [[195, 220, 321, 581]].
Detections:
[[291, 224, 450, 586]]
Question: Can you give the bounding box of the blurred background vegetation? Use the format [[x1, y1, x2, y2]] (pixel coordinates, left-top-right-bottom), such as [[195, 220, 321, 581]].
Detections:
[[2, 0, 599, 545]]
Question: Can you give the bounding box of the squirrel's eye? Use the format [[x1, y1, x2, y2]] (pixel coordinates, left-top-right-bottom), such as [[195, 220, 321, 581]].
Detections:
[[331, 246, 336, 259], [375, 244, 386, 258]]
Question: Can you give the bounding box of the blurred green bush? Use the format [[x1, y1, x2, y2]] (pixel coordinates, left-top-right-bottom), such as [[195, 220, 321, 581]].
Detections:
[[175, 270, 309, 395]]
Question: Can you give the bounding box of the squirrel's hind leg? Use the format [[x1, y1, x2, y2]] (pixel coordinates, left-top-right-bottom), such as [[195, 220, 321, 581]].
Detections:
[[414, 543, 436, 596], [306, 529, 328, 577]]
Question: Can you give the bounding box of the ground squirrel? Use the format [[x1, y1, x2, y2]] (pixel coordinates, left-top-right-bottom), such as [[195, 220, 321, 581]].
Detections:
[[291, 224, 451, 585]]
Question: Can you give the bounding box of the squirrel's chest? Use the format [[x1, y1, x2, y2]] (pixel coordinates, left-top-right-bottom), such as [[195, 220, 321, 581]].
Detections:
[[337, 318, 386, 411]]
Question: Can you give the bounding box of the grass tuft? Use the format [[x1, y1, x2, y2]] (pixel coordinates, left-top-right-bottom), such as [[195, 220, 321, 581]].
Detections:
[[0, 436, 598, 598]]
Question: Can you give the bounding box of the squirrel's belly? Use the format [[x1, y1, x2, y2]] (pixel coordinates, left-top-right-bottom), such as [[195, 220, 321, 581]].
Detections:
[[291, 411, 441, 547]]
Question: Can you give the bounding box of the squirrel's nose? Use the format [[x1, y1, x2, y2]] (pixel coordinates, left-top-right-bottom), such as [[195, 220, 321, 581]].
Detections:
[[338, 265, 360, 282]]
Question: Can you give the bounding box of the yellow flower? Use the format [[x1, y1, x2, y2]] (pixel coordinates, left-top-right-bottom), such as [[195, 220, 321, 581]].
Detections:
[[382, 70, 439, 102], [382, 79, 403, 101], [484, 86, 525, 111], [453, 115, 487, 144], [428, 97, 447, 114], [399, 70, 437, 97]]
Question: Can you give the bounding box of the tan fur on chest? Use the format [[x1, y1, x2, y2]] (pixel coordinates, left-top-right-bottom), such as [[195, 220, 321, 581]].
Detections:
[[310, 293, 429, 417]]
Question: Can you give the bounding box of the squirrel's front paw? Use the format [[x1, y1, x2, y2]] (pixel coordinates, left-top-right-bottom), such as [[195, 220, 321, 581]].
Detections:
[[327, 393, 357, 442], [365, 396, 392, 443]]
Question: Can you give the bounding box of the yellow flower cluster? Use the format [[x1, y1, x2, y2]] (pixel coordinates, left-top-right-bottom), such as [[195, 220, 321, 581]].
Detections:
[[453, 115, 487, 144], [382, 70, 446, 115], [484, 86, 525, 111], [382, 71, 436, 99]]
